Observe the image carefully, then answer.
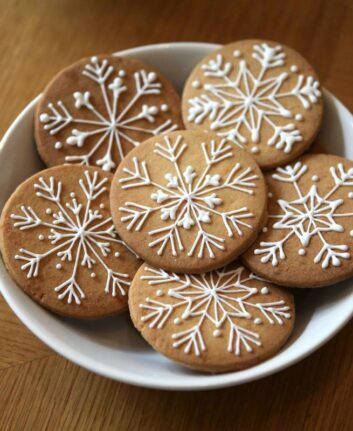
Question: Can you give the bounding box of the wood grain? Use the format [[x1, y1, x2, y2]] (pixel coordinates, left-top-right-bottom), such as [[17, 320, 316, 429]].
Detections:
[[0, 0, 353, 429]]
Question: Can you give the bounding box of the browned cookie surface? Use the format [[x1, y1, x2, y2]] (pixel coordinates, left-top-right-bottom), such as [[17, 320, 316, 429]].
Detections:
[[129, 262, 294, 373], [243, 154, 353, 287], [182, 40, 323, 170], [110, 130, 267, 273], [35, 55, 183, 172], [0, 165, 141, 318]]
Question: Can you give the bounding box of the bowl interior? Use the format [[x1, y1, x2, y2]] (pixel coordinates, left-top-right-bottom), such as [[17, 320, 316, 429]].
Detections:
[[0, 42, 353, 390]]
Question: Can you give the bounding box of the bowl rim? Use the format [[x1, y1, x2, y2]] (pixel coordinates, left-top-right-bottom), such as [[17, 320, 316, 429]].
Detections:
[[1, 41, 353, 390]]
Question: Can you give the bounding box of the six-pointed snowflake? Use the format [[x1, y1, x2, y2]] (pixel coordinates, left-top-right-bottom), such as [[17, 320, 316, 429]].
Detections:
[[11, 170, 132, 304], [139, 266, 291, 357], [187, 43, 321, 154], [39, 56, 178, 171], [119, 135, 259, 258], [254, 161, 353, 268]]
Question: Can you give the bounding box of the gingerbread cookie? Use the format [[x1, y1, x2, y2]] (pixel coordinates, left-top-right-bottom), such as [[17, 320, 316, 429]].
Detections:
[[182, 40, 323, 170], [110, 131, 267, 273], [35, 55, 183, 172], [129, 263, 294, 372], [0, 165, 141, 318], [243, 154, 353, 287]]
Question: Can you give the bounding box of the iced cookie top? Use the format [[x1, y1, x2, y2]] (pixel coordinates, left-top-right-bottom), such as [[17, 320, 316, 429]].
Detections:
[[0, 165, 141, 318], [243, 154, 353, 287], [35, 55, 183, 172], [129, 262, 294, 372], [182, 40, 323, 169], [110, 130, 267, 273]]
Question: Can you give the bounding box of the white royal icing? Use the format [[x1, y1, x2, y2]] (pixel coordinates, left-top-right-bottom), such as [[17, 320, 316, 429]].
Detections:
[[254, 162, 353, 268], [139, 266, 291, 357], [39, 57, 178, 171], [187, 43, 321, 155], [11, 170, 132, 305], [119, 135, 259, 258]]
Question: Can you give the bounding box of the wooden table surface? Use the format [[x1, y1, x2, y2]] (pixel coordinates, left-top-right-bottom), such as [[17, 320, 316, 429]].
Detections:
[[0, 0, 353, 429]]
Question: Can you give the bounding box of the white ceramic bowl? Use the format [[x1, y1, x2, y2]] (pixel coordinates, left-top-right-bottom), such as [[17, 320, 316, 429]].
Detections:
[[1, 42, 353, 391]]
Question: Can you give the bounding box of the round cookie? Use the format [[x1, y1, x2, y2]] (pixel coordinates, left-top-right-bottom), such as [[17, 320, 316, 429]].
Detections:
[[182, 39, 323, 170], [0, 165, 141, 318], [129, 262, 294, 373], [35, 54, 183, 172], [110, 130, 267, 273], [243, 154, 353, 288]]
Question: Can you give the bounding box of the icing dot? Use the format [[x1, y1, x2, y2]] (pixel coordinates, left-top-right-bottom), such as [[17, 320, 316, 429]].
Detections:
[[261, 287, 269, 295], [251, 146, 259, 154], [290, 65, 298, 73], [118, 70, 126, 77], [312, 175, 319, 182], [40, 113, 50, 123], [70, 192, 76, 198], [262, 227, 268, 233], [213, 329, 222, 337], [38, 234, 44, 241], [348, 192, 353, 199], [149, 106, 158, 115], [160, 104, 169, 112], [350, 230, 353, 237], [99, 203, 105, 209], [147, 72, 157, 82], [156, 290, 163, 297], [295, 114, 303, 122], [114, 251, 120, 257], [233, 50, 241, 57], [46, 208, 52, 215], [191, 80, 201, 89], [173, 317, 181, 325], [54, 142, 62, 150], [268, 192, 273, 198], [299, 248, 306, 256], [90, 272, 96, 278], [91, 56, 98, 63], [254, 318, 262, 325], [56, 263, 62, 270]]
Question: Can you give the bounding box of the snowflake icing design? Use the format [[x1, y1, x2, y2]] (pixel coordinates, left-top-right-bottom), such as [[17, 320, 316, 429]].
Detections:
[[119, 135, 259, 258], [187, 43, 321, 154], [255, 162, 353, 268], [39, 56, 178, 171], [11, 170, 132, 305], [139, 266, 291, 357]]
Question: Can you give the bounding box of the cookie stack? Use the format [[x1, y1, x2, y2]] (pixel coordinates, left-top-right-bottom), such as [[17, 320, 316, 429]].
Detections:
[[2, 40, 352, 373]]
